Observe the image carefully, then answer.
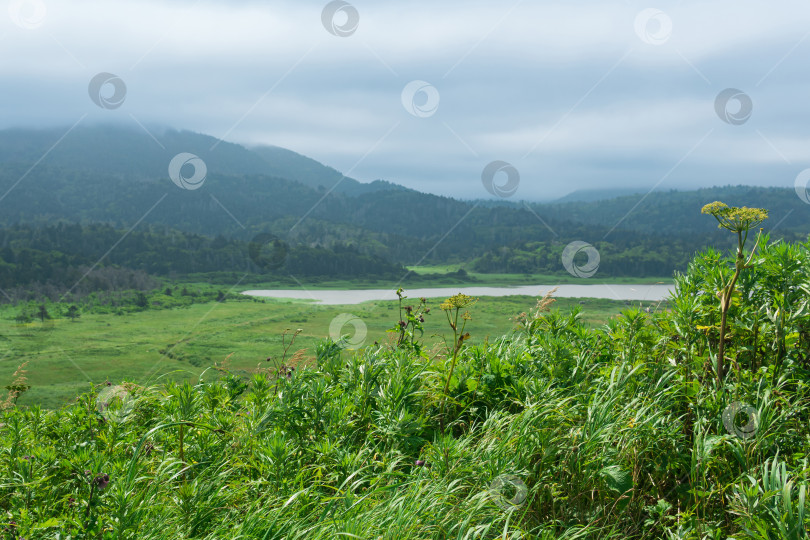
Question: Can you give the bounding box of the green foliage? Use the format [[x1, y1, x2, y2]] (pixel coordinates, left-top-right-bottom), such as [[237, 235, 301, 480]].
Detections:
[[2, 238, 810, 538], [700, 200, 768, 383], [3, 286, 247, 320], [64, 305, 80, 321], [437, 293, 477, 434], [474, 189, 801, 277], [0, 223, 405, 297]]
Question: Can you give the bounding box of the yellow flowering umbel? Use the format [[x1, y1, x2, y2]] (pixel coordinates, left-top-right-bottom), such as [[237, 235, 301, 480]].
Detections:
[[439, 293, 477, 311], [701, 201, 768, 234], [440, 293, 476, 337]]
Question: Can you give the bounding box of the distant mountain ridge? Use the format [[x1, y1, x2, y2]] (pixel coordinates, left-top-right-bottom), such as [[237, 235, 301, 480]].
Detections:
[[0, 124, 806, 278], [534, 185, 807, 235], [0, 124, 400, 197]]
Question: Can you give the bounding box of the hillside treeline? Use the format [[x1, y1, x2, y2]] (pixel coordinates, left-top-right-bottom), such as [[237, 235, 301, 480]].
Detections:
[[2, 160, 807, 269], [0, 223, 405, 294]]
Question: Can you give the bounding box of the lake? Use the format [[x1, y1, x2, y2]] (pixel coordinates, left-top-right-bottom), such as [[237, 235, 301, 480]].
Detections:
[[241, 283, 675, 305]]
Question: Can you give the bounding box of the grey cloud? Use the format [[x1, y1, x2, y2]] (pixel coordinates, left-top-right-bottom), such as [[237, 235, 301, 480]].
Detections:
[[2, 0, 810, 200]]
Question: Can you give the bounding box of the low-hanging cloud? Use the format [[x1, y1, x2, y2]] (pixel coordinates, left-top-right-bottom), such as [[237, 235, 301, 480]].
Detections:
[[2, 0, 810, 200]]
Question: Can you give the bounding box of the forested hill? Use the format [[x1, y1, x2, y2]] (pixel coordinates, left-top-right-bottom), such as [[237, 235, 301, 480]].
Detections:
[[534, 185, 810, 235], [0, 124, 807, 285], [0, 223, 405, 299]]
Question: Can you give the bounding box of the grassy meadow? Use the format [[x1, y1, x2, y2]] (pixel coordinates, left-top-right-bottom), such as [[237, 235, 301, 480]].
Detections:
[[0, 293, 643, 410]]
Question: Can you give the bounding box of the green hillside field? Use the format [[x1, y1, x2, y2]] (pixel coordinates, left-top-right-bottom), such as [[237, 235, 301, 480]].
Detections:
[[1, 294, 640, 410]]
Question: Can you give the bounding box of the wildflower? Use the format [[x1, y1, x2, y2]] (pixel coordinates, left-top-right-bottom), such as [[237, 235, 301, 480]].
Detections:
[[440, 293, 477, 311], [701, 201, 768, 233], [701, 200, 768, 383], [414, 460, 425, 467], [418, 315, 424, 323], [93, 473, 110, 490], [399, 320, 407, 328], [278, 365, 295, 379]]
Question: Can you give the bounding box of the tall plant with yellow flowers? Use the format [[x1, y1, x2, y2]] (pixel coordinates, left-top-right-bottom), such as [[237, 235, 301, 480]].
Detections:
[[701, 201, 768, 384], [437, 293, 477, 434]]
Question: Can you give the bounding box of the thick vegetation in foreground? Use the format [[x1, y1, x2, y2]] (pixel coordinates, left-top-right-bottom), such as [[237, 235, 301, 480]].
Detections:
[[2, 224, 810, 538]]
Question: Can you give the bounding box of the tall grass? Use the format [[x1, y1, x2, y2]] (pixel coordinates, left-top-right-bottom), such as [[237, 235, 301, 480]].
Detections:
[[1, 236, 810, 538]]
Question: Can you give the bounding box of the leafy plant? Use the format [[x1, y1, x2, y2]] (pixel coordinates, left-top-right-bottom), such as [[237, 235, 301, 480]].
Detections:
[[437, 292, 477, 435], [701, 201, 768, 383], [387, 288, 430, 354]]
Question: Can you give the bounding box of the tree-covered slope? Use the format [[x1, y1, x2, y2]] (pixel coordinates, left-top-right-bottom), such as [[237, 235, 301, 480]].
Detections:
[[535, 185, 808, 235], [1, 125, 807, 278]]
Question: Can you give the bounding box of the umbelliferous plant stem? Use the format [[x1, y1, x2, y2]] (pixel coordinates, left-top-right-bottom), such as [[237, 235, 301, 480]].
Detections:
[[702, 202, 767, 384], [438, 293, 476, 435]]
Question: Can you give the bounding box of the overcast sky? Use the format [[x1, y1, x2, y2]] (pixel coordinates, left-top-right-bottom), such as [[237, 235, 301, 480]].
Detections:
[[3, 0, 810, 200]]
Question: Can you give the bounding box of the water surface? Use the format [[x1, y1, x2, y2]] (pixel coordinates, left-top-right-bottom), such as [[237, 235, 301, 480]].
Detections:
[[241, 284, 675, 305]]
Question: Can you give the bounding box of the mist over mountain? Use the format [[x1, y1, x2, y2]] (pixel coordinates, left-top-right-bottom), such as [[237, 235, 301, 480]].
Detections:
[[551, 188, 658, 204], [0, 124, 401, 197]]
